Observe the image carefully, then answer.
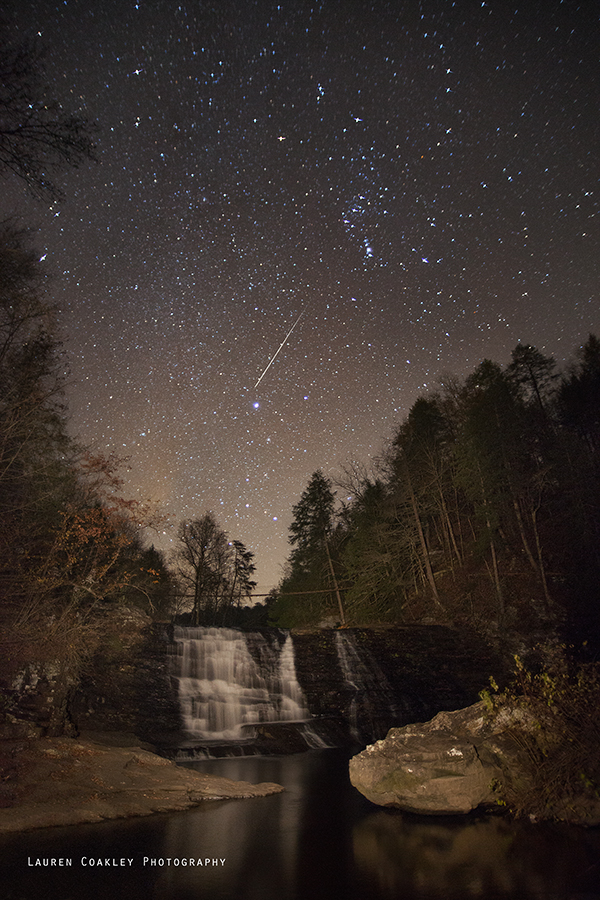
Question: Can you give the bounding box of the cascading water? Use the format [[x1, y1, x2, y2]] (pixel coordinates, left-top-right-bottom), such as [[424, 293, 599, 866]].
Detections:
[[335, 631, 400, 741], [172, 626, 310, 741]]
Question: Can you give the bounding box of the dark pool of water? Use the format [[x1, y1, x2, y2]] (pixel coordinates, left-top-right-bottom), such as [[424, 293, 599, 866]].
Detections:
[[1, 749, 599, 900]]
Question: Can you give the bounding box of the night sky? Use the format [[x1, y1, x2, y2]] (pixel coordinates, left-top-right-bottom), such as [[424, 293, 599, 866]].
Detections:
[[1, 0, 599, 592]]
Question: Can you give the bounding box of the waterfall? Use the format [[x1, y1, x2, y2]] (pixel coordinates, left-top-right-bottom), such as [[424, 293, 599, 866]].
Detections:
[[335, 631, 400, 741], [172, 626, 309, 740]]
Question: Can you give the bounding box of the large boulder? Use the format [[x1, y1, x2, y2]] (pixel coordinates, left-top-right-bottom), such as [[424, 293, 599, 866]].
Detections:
[[349, 701, 522, 815]]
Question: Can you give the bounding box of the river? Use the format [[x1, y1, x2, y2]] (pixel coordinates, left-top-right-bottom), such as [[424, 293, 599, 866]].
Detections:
[[1, 749, 599, 899]]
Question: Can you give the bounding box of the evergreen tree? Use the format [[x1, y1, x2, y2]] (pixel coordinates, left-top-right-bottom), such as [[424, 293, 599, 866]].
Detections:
[[389, 396, 459, 609], [270, 470, 338, 627], [558, 333, 600, 454], [288, 469, 336, 574], [507, 343, 558, 416], [119, 542, 175, 620], [553, 335, 600, 634], [452, 360, 523, 619], [266, 336, 600, 637], [340, 478, 406, 622], [227, 540, 258, 612]]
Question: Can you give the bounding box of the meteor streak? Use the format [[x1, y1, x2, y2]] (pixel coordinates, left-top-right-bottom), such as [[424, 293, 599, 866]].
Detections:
[[254, 312, 304, 388]]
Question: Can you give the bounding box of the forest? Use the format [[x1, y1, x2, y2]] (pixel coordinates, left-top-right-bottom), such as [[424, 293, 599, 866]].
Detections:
[[0, 34, 177, 729], [270, 339, 600, 645]]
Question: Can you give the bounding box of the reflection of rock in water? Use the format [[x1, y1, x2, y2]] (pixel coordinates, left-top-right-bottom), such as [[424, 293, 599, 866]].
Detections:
[[352, 811, 600, 899]]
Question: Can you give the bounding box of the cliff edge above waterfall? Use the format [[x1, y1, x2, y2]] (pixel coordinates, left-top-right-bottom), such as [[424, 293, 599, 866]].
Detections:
[[0, 734, 283, 834]]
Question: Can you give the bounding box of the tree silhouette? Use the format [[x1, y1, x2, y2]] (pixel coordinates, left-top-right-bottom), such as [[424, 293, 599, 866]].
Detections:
[[174, 513, 256, 625], [288, 469, 336, 572], [270, 470, 340, 627], [0, 35, 96, 199]]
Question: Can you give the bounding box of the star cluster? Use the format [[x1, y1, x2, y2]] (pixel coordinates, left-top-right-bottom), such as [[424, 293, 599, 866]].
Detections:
[[2, 0, 599, 591]]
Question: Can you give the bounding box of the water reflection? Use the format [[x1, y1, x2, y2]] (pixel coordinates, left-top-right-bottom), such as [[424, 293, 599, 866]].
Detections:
[[162, 752, 365, 900], [1, 750, 599, 900], [159, 787, 295, 898], [353, 808, 600, 898]]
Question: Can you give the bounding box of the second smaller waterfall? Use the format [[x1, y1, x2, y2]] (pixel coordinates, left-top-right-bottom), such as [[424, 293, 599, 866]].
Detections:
[[335, 631, 400, 740], [173, 626, 309, 740]]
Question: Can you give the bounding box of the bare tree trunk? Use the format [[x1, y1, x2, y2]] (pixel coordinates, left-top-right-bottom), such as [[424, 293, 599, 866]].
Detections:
[[439, 487, 463, 565], [405, 467, 442, 608], [531, 506, 552, 612], [47, 663, 77, 737], [479, 473, 504, 619], [513, 496, 539, 573]]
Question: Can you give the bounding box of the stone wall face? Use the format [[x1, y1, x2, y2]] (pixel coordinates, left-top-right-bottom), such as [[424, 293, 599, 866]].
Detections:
[[71, 622, 182, 744], [1, 609, 182, 743], [292, 626, 504, 744], [68, 623, 503, 751]]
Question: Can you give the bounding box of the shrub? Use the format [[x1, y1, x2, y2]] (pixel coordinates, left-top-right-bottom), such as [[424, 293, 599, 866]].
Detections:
[[480, 649, 600, 821]]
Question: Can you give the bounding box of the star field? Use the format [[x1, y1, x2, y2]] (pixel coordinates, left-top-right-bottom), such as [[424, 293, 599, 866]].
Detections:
[[2, 0, 599, 591]]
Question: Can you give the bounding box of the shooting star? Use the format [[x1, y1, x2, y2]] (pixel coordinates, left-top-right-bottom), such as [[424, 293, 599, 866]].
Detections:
[[254, 312, 304, 388]]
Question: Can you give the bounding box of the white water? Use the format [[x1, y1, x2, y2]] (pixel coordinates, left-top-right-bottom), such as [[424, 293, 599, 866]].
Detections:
[[172, 626, 310, 739]]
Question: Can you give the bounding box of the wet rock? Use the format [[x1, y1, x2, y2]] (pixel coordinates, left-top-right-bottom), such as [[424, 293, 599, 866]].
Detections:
[[71, 620, 183, 744], [293, 626, 506, 744]]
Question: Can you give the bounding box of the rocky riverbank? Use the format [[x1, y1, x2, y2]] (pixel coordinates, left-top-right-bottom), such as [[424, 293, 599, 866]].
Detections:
[[0, 734, 283, 834]]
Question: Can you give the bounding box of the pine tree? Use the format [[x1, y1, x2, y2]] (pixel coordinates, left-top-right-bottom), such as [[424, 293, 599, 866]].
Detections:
[[288, 470, 336, 574], [507, 343, 558, 417], [270, 471, 339, 627], [558, 333, 600, 453]]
